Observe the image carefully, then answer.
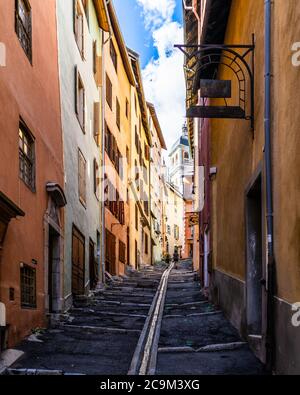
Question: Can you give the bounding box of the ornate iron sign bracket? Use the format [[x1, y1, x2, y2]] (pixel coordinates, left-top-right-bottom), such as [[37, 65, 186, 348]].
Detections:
[[175, 38, 255, 130]]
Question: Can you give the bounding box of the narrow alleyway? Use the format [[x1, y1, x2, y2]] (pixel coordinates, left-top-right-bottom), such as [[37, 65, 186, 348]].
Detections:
[[7, 261, 265, 375]]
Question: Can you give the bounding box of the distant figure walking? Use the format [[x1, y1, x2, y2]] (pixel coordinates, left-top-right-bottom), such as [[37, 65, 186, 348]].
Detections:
[[173, 248, 179, 269]]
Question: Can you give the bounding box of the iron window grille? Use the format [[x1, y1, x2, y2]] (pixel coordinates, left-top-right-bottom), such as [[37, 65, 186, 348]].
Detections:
[[20, 264, 36, 309], [15, 0, 32, 62], [19, 120, 35, 191]]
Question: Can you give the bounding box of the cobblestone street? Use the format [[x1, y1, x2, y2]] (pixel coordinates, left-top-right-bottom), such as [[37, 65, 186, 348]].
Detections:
[[7, 261, 265, 375]]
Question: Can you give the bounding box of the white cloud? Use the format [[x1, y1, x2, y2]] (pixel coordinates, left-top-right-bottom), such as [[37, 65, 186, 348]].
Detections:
[[136, 0, 176, 29], [138, 2, 186, 157]]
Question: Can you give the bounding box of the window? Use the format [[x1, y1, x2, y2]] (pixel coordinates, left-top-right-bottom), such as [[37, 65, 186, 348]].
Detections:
[[75, 68, 85, 131], [116, 98, 120, 130], [126, 146, 130, 164], [106, 74, 112, 110], [145, 233, 148, 255], [167, 225, 171, 235], [144, 143, 150, 161], [125, 99, 129, 119], [72, 226, 85, 295], [15, 0, 32, 62], [110, 41, 117, 71], [144, 200, 149, 216], [184, 151, 189, 161], [78, 149, 86, 206], [19, 120, 35, 191], [119, 241, 126, 264], [74, 0, 84, 58], [20, 264, 36, 309], [105, 124, 123, 175], [93, 40, 97, 74], [135, 126, 139, 152], [134, 95, 137, 114], [93, 159, 100, 199], [82, 0, 89, 25], [174, 225, 179, 240], [135, 204, 139, 231], [135, 240, 138, 267], [94, 102, 100, 145]]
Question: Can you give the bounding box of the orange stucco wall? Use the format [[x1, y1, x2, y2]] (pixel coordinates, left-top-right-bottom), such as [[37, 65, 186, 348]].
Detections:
[[0, 0, 64, 346]]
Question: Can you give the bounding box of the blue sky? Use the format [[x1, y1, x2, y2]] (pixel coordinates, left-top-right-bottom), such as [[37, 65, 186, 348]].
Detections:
[[113, 0, 186, 154], [114, 0, 183, 68]]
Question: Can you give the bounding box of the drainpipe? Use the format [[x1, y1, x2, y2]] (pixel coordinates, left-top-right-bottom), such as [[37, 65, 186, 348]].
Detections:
[[264, 0, 275, 373], [100, 0, 112, 285]]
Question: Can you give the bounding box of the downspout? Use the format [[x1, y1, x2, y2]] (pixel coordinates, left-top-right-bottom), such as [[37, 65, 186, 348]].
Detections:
[[264, 0, 275, 373], [100, 0, 112, 284]]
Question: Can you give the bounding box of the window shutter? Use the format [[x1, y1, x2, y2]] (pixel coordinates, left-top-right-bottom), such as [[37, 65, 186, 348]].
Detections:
[[73, 0, 77, 34], [96, 55, 102, 87], [75, 66, 78, 115], [94, 102, 100, 145]]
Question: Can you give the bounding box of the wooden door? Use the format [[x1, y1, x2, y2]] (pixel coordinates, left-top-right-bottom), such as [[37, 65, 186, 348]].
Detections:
[[105, 229, 116, 275], [72, 226, 85, 296], [89, 239, 97, 290]]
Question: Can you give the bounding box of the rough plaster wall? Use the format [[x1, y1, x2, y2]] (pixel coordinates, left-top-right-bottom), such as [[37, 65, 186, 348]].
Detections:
[[211, 0, 265, 280], [57, 0, 101, 305], [272, 0, 300, 303]]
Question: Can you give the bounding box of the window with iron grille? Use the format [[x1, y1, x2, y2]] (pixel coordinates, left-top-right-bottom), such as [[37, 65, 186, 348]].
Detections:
[[110, 41, 117, 71], [119, 241, 126, 264], [20, 264, 36, 309], [106, 73, 112, 110], [78, 149, 86, 206], [15, 0, 32, 62], [74, 0, 84, 58], [116, 98, 120, 130], [19, 120, 35, 191]]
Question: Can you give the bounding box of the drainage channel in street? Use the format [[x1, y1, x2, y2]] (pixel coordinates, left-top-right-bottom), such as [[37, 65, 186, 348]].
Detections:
[[5, 260, 266, 375], [155, 261, 266, 375]]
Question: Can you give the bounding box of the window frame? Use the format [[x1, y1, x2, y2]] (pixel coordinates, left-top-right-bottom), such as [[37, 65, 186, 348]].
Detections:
[[20, 264, 36, 309], [106, 73, 113, 110], [75, 67, 86, 133], [116, 98, 120, 130], [110, 41, 118, 71], [78, 149, 87, 207], [19, 119, 35, 192], [74, 0, 85, 59], [15, 0, 32, 62]]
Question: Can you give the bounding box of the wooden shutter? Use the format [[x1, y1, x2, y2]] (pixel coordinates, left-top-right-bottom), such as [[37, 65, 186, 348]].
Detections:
[[93, 40, 97, 74], [116, 98, 120, 130], [94, 102, 100, 145], [75, 66, 78, 114], [78, 150, 86, 205], [106, 74, 112, 109], [73, 0, 77, 34], [96, 55, 102, 87]]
